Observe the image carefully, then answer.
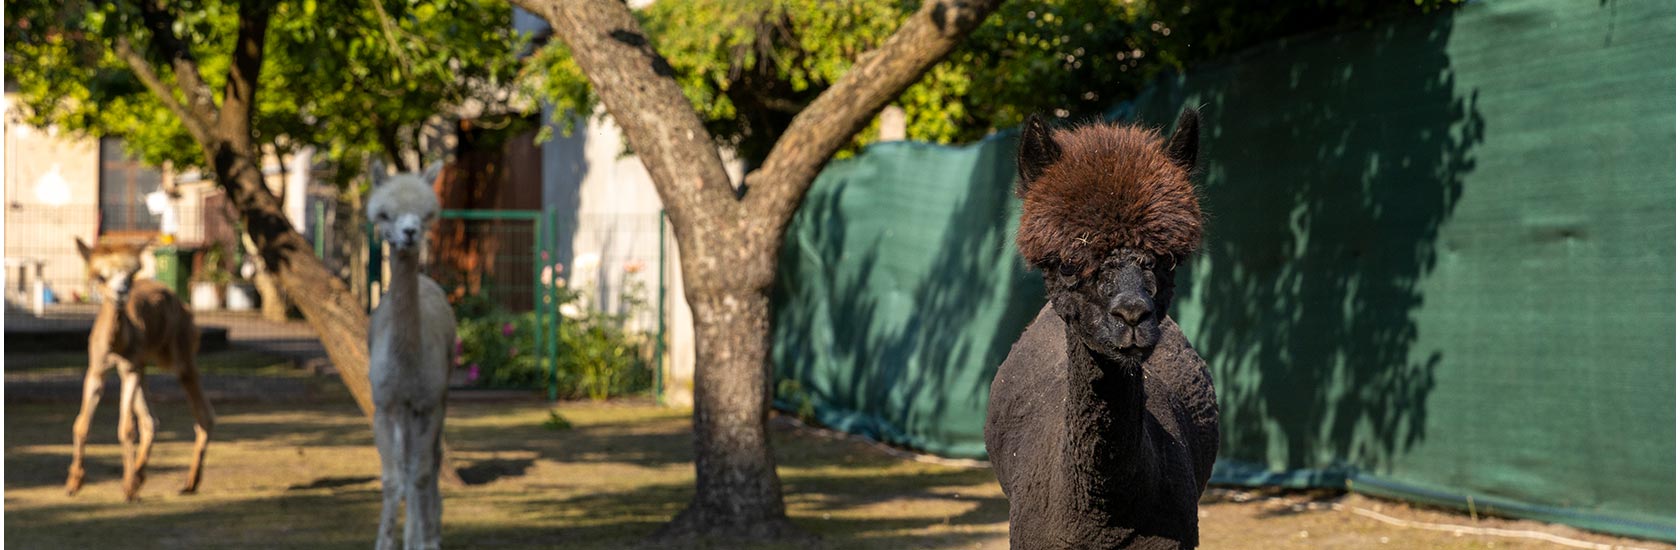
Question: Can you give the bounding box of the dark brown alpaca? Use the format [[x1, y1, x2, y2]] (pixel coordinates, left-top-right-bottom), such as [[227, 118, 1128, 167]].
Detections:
[[985, 110, 1219, 549]]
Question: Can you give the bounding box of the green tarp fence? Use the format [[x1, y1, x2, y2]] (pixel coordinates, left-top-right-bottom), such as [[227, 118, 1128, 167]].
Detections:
[[771, 0, 1675, 540]]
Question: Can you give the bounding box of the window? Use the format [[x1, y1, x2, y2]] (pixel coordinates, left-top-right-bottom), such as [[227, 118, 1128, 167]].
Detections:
[[99, 137, 163, 234]]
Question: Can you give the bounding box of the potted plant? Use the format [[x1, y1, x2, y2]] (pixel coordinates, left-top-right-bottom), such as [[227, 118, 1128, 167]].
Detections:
[[189, 243, 230, 311]]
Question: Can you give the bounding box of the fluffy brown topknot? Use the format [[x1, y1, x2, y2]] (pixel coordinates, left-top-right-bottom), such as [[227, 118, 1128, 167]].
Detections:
[[1015, 112, 1202, 272]]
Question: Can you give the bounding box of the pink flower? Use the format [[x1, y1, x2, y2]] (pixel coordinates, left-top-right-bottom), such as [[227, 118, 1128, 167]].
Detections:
[[541, 251, 549, 261], [507, 345, 519, 358], [454, 337, 464, 356], [501, 322, 516, 337], [466, 364, 480, 383]]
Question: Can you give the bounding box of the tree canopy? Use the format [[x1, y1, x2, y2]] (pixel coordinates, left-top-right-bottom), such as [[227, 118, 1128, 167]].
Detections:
[[7, 0, 523, 178], [524, 0, 1462, 165]]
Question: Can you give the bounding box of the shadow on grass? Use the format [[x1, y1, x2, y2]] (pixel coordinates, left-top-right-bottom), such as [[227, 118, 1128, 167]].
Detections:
[[444, 405, 695, 470], [448, 471, 1005, 550], [4, 492, 384, 550], [288, 476, 378, 492], [458, 458, 534, 486], [4, 449, 190, 491]]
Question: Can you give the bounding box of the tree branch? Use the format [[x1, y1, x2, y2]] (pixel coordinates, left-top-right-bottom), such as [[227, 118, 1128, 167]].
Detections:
[[510, 0, 738, 228], [743, 0, 1004, 221], [112, 36, 213, 144], [132, 0, 221, 130], [215, 0, 275, 151]]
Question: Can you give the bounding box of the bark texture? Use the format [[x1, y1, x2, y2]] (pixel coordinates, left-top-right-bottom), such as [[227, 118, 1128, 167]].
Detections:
[[510, 0, 1003, 539]]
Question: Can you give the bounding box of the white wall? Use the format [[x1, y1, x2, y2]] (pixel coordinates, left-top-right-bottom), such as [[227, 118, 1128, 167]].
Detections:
[[5, 93, 106, 303]]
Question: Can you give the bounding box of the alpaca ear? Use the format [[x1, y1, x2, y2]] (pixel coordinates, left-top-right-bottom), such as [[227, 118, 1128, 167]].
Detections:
[[421, 160, 445, 185], [74, 237, 92, 261], [1166, 107, 1200, 172], [369, 159, 387, 187], [1017, 114, 1061, 192]]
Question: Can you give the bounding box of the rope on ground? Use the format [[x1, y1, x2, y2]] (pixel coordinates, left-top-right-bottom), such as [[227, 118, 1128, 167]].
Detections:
[[1338, 504, 1654, 550]]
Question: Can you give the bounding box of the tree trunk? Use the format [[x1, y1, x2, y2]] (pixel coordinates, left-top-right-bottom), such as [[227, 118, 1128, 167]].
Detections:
[[239, 231, 292, 322], [511, 0, 1005, 541], [656, 282, 801, 539], [211, 142, 377, 416], [255, 270, 289, 321]]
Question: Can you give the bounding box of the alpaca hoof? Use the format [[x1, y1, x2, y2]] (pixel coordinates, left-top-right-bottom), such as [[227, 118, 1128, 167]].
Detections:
[[65, 472, 84, 496], [122, 474, 145, 501], [179, 485, 198, 495]]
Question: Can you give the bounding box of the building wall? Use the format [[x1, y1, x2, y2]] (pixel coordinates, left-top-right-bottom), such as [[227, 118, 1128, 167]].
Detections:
[[3, 92, 315, 307], [5, 93, 108, 302]]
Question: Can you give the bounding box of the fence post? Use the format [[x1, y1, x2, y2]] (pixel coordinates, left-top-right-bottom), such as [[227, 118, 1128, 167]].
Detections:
[[655, 209, 667, 405], [365, 223, 380, 311], [313, 201, 326, 259], [540, 207, 556, 402], [531, 209, 550, 401]]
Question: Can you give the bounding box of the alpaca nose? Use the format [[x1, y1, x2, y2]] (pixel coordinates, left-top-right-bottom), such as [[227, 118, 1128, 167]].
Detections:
[[1110, 293, 1153, 326], [403, 227, 417, 240]]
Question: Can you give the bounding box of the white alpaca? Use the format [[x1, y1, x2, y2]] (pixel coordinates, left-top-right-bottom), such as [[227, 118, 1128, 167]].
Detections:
[[367, 160, 456, 550]]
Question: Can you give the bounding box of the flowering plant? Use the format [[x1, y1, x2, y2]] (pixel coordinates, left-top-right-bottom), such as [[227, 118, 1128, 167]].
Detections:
[[450, 258, 653, 399]]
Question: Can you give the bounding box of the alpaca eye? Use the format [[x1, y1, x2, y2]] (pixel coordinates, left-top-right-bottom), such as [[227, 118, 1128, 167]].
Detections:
[[377, 212, 389, 222], [1057, 262, 1080, 277]]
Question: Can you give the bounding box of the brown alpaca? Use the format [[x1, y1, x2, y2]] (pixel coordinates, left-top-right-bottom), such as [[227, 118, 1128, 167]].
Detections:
[[985, 110, 1219, 549], [67, 238, 215, 501]]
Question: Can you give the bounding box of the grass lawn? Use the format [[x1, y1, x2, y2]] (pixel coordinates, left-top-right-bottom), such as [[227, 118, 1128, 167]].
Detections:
[[4, 381, 1668, 549]]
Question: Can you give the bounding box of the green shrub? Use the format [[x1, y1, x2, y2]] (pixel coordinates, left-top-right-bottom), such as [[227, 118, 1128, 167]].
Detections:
[[776, 379, 818, 424], [455, 310, 545, 389]]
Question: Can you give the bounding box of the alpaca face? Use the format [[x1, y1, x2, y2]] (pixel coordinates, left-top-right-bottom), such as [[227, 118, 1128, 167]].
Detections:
[[1014, 109, 1201, 364], [76, 238, 144, 304], [1043, 248, 1176, 364], [367, 160, 444, 251]]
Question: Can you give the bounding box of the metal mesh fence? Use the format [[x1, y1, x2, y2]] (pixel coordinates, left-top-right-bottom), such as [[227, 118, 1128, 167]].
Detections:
[[4, 189, 670, 404], [3, 199, 335, 381], [362, 209, 666, 400]]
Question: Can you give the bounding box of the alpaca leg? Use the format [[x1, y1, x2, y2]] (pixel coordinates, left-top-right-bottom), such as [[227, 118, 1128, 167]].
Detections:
[[398, 412, 430, 550], [402, 409, 439, 550], [115, 364, 142, 501], [66, 361, 110, 496], [176, 362, 215, 494], [375, 410, 403, 550], [411, 408, 445, 549], [127, 378, 157, 500]]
